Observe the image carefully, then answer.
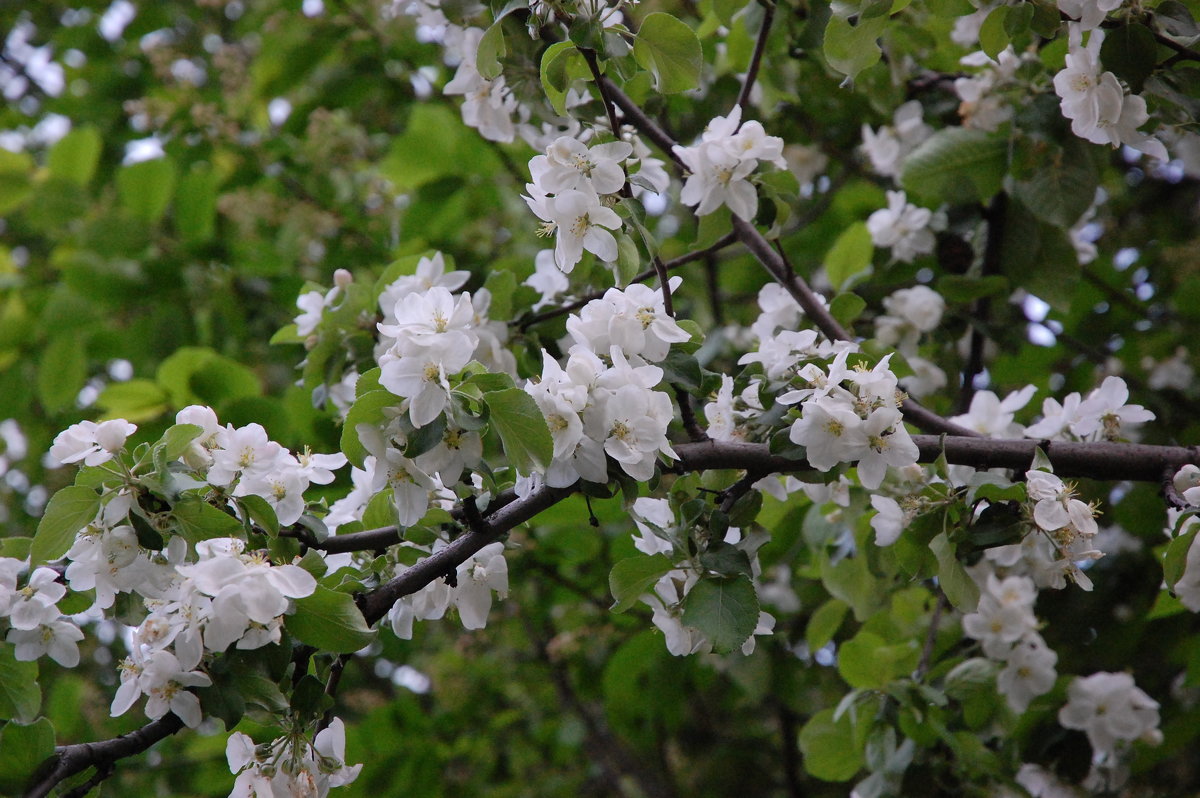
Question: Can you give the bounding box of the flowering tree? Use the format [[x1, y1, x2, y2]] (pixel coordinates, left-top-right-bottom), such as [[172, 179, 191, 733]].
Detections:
[[2, 0, 1200, 795]]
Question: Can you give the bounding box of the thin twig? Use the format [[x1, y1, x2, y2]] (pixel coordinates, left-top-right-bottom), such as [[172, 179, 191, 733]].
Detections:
[[515, 232, 739, 330], [958, 194, 1006, 413], [735, 1, 776, 115], [915, 590, 949, 681], [580, 47, 634, 201]]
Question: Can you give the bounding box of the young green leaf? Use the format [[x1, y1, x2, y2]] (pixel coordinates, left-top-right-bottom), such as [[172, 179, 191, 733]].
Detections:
[[286, 586, 377, 653], [681, 574, 759, 654], [610, 554, 675, 613], [483, 388, 553, 474], [825, 222, 874, 290], [0, 718, 55, 795], [633, 13, 703, 94], [31, 486, 101, 566]]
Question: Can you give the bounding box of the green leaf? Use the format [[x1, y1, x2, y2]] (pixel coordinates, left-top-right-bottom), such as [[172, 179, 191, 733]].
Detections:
[[659, 350, 703, 393], [482, 269, 516, 320], [172, 496, 244, 544], [286, 585, 376, 653], [930, 533, 979, 611], [999, 197, 1080, 311], [699, 543, 752, 577], [540, 42, 581, 117], [1164, 521, 1199, 589], [341, 390, 399, 469], [1010, 138, 1099, 229], [935, 274, 1010, 303], [156, 347, 262, 409], [823, 14, 887, 80], [633, 13, 703, 94], [681, 574, 759, 654], [361, 488, 397, 531], [153, 423, 204, 465], [1156, 0, 1200, 37], [37, 333, 88, 413], [483, 388, 553, 474], [799, 708, 866, 782], [476, 20, 507, 80], [175, 163, 220, 244], [829, 292, 867, 327], [0, 539, 31, 561], [978, 6, 1009, 60], [47, 126, 102, 186], [615, 233, 641, 286], [1100, 22, 1158, 93], [380, 106, 500, 191], [117, 157, 178, 223], [404, 413, 447, 460], [0, 645, 39, 722], [0, 718, 55, 795], [900, 128, 1008, 206], [609, 554, 675, 613], [239, 494, 280, 537], [805, 599, 849, 652], [32, 486, 101, 566], [825, 222, 873, 289], [96, 379, 169, 423], [0, 150, 34, 215], [837, 630, 919, 688]]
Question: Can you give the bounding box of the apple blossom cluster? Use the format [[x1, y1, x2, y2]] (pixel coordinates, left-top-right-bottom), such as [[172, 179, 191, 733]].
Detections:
[[1164, 465, 1200, 610], [1059, 672, 1162, 787], [1022, 375, 1154, 442], [873, 285, 947, 398], [962, 574, 1058, 713], [630, 498, 776, 656], [860, 100, 932, 180], [227, 718, 361, 798], [388, 541, 509, 639], [0, 559, 85, 667], [945, 376, 1153, 444], [397, 0, 635, 147], [306, 254, 514, 530], [524, 280, 688, 486], [1053, 25, 1168, 161], [524, 136, 631, 272], [442, 26, 521, 143], [954, 47, 1031, 132], [1019, 469, 1103, 588], [866, 189, 944, 264], [40, 408, 350, 730], [782, 350, 920, 490], [673, 106, 787, 221]]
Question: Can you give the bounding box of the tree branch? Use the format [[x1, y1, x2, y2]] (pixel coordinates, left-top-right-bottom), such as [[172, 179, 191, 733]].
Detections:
[[735, 1, 775, 115], [515, 231, 739, 330], [958, 194, 1005, 413], [33, 430, 1199, 794], [29, 714, 186, 798]]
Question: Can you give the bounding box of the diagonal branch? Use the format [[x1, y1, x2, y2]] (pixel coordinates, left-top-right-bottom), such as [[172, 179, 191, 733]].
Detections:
[[516, 232, 738, 330], [29, 714, 185, 798], [735, 1, 776, 115]]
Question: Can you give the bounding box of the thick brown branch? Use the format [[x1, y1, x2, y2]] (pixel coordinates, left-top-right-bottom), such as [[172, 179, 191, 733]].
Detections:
[[35, 431, 1199, 794], [29, 714, 185, 798]]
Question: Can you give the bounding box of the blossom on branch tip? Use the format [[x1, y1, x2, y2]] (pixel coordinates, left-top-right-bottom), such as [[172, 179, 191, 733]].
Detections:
[[49, 418, 137, 467]]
